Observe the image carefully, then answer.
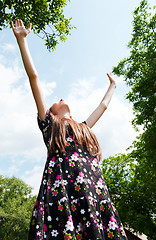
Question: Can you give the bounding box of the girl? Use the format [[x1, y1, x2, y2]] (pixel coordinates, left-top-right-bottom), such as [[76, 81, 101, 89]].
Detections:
[[11, 19, 127, 240]]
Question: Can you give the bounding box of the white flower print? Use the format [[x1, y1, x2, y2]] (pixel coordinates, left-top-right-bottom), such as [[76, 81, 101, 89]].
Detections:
[[37, 231, 41, 236], [59, 197, 67, 203], [77, 222, 83, 231], [59, 157, 63, 162], [47, 216, 52, 221], [71, 199, 78, 204], [100, 199, 108, 204], [53, 180, 61, 188], [96, 211, 99, 216], [88, 179, 91, 184], [108, 221, 118, 230], [97, 181, 103, 189], [49, 160, 55, 167], [92, 158, 98, 167], [71, 154, 78, 161], [56, 217, 59, 221], [80, 209, 85, 214], [82, 157, 86, 162], [65, 220, 74, 231], [63, 180, 68, 185], [86, 221, 91, 227], [84, 168, 87, 172], [99, 223, 103, 230], [36, 225, 39, 229], [66, 137, 73, 142], [78, 148, 82, 152], [51, 230, 59, 237], [33, 209, 37, 217], [76, 176, 84, 184]]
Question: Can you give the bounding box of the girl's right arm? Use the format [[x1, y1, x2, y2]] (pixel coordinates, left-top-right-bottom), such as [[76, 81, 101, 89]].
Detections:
[[11, 19, 47, 120]]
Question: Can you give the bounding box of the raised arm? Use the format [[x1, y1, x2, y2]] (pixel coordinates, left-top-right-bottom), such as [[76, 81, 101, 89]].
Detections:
[[11, 19, 47, 120], [85, 73, 116, 128]]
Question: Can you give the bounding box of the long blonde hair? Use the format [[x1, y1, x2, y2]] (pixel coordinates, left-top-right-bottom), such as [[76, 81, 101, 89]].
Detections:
[[49, 113, 102, 162]]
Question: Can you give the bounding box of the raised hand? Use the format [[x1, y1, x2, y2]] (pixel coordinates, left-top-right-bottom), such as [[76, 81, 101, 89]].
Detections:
[[107, 73, 116, 88], [11, 19, 31, 40]]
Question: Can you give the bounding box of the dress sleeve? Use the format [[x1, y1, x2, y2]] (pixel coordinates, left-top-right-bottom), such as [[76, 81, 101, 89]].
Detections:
[[37, 109, 52, 147]]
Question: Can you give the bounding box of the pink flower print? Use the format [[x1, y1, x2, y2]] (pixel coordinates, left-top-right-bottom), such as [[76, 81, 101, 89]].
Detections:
[[77, 234, 82, 240], [71, 180, 73, 183], [99, 178, 103, 183], [52, 190, 58, 196], [58, 204, 63, 211], [110, 216, 116, 222], [79, 172, 84, 177], [64, 233, 72, 240], [100, 205, 105, 211], [68, 215, 72, 222], [44, 224, 47, 232], [48, 169, 52, 173], [52, 156, 56, 161], [56, 175, 61, 180], [74, 152, 79, 156], [39, 206, 44, 215], [96, 189, 101, 195], [75, 185, 81, 191], [69, 162, 75, 167], [108, 232, 114, 238], [71, 205, 76, 212]]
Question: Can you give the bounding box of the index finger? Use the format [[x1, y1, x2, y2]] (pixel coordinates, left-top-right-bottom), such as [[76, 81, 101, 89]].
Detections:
[[10, 21, 14, 29]]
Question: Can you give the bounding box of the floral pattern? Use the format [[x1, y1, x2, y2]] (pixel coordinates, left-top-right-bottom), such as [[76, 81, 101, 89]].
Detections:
[[28, 110, 127, 240]]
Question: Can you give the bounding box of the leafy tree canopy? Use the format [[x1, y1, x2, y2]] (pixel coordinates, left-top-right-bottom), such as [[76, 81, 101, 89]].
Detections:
[[0, 0, 74, 51], [102, 0, 156, 239], [0, 175, 36, 240]]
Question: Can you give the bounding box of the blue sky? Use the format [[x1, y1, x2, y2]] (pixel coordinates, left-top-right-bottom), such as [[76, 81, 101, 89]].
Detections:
[[0, 0, 155, 195]]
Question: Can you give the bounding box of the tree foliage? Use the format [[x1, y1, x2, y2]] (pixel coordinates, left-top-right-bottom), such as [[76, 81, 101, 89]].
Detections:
[[0, 0, 73, 51], [102, 0, 156, 239], [0, 175, 36, 240]]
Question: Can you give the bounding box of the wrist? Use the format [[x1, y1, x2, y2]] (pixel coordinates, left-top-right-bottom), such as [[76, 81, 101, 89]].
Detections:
[[16, 37, 27, 44], [110, 82, 116, 88]]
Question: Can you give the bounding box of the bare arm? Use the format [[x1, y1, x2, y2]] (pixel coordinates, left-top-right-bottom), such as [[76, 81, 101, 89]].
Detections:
[[11, 19, 47, 120], [86, 73, 116, 128]]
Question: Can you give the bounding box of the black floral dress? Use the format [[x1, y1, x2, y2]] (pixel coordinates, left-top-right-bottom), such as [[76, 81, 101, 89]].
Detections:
[[28, 110, 127, 240]]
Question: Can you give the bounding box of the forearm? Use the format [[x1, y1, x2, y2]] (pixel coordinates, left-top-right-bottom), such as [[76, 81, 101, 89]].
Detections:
[[100, 83, 116, 108], [17, 37, 38, 79]]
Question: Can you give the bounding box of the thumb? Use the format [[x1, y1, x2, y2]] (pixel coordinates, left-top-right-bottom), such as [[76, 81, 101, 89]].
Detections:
[[27, 23, 32, 33]]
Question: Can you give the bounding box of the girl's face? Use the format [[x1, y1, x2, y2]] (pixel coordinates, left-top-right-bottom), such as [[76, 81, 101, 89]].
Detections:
[[50, 99, 70, 117]]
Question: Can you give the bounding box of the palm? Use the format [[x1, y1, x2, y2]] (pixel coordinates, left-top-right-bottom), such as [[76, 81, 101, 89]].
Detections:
[[11, 19, 31, 39]]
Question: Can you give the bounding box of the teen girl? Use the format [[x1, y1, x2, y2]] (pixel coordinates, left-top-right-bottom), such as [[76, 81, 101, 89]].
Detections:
[[11, 19, 127, 240]]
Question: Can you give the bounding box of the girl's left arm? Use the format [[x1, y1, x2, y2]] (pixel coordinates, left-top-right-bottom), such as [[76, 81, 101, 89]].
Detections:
[[85, 73, 116, 128]]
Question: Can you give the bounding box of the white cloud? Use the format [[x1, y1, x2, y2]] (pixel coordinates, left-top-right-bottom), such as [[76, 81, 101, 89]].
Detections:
[[0, 43, 17, 53]]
